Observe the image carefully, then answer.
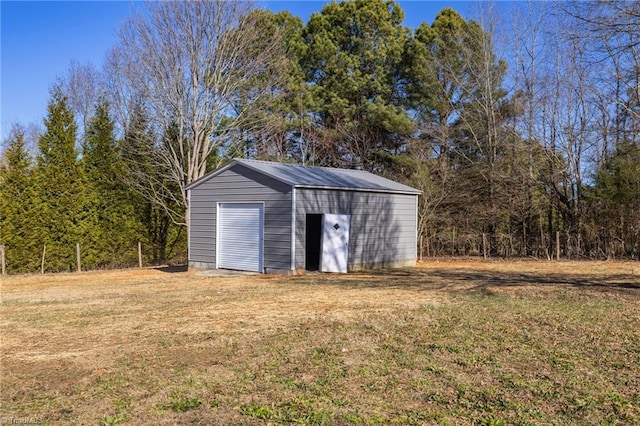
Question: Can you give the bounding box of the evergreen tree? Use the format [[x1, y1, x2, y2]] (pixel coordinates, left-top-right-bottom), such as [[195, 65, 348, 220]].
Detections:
[[36, 87, 88, 272], [231, 10, 310, 164], [302, 0, 414, 170], [83, 101, 140, 267], [407, 8, 475, 173], [121, 105, 185, 264], [407, 8, 526, 255], [0, 125, 42, 272], [452, 17, 514, 254], [593, 140, 640, 258]]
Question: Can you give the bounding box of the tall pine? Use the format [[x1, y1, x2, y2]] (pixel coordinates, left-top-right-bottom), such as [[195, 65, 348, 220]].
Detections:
[[593, 140, 640, 258], [122, 105, 185, 264], [302, 0, 414, 170], [0, 126, 43, 272], [36, 87, 89, 272], [82, 101, 140, 268]]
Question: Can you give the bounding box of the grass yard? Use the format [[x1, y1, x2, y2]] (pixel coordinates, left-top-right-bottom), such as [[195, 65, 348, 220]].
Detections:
[[1, 260, 639, 425]]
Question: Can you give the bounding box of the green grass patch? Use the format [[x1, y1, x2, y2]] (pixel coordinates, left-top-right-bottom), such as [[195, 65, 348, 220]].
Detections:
[[155, 390, 202, 413]]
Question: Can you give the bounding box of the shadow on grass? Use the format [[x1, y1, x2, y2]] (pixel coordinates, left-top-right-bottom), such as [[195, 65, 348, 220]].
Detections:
[[292, 266, 640, 296], [153, 265, 188, 273]]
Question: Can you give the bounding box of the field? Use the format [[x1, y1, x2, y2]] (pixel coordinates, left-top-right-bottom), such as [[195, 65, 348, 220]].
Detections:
[[1, 260, 639, 425]]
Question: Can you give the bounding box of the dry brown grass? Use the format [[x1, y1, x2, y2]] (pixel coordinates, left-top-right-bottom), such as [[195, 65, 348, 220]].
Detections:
[[1, 260, 639, 425]]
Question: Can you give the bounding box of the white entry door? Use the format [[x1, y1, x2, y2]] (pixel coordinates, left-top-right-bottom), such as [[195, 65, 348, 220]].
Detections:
[[321, 214, 350, 273], [217, 203, 263, 272]]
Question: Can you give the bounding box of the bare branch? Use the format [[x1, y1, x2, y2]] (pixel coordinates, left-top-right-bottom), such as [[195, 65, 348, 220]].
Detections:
[[107, 1, 287, 224]]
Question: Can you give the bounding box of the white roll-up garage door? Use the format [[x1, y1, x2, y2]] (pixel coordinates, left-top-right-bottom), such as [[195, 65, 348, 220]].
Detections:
[[217, 203, 263, 272]]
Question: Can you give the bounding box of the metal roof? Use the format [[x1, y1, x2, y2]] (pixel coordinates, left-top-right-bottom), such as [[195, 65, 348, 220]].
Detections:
[[187, 158, 421, 195]]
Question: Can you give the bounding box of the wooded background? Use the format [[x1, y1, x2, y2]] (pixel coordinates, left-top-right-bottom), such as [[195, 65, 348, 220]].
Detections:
[[1, 0, 639, 273]]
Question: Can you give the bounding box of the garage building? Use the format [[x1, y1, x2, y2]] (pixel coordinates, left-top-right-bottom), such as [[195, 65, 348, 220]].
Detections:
[[187, 159, 420, 274]]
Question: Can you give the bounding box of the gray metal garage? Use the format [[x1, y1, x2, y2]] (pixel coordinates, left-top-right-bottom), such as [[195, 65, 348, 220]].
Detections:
[[186, 159, 420, 274]]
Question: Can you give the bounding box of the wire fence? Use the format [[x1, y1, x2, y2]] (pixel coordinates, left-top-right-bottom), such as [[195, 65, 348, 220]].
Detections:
[[2, 231, 637, 277], [0, 241, 187, 276], [419, 230, 639, 261]]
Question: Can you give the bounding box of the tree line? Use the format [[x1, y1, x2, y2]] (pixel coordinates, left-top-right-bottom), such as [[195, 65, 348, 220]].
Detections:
[[0, 91, 185, 273], [1, 0, 639, 273]]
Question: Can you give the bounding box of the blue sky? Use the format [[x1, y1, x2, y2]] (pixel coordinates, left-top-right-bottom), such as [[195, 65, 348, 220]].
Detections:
[[1, 1, 470, 141]]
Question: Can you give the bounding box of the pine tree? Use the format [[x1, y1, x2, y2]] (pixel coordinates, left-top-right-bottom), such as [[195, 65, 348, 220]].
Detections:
[[0, 125, 43, 272], [121, 105, 186, 264], [36, 87, 88, 272], [593, 140, 640, 258], [82, 101, 140, 268], [227, 10, 310, 164], [302, 0, 414, 170]]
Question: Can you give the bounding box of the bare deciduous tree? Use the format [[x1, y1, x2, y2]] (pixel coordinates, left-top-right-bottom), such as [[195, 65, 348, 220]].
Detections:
[[60, 60, 104, 140], [108, 0, 287, 225]]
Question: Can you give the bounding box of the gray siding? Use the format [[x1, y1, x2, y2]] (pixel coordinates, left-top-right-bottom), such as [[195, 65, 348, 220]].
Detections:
[[189, 164, 292, 271], [295, 189, 417, 271]]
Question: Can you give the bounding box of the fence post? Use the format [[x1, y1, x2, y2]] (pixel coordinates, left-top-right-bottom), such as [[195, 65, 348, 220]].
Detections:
[[426, 235, 430, 258], [482, 233, 488, 260], [138, 241, 143, 268], [451, 227, 456, 256], [76, 242, 81, 272], [1, 245, 5, 276], [556, 231, 561, 261], [41, 244, 47, 274]]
